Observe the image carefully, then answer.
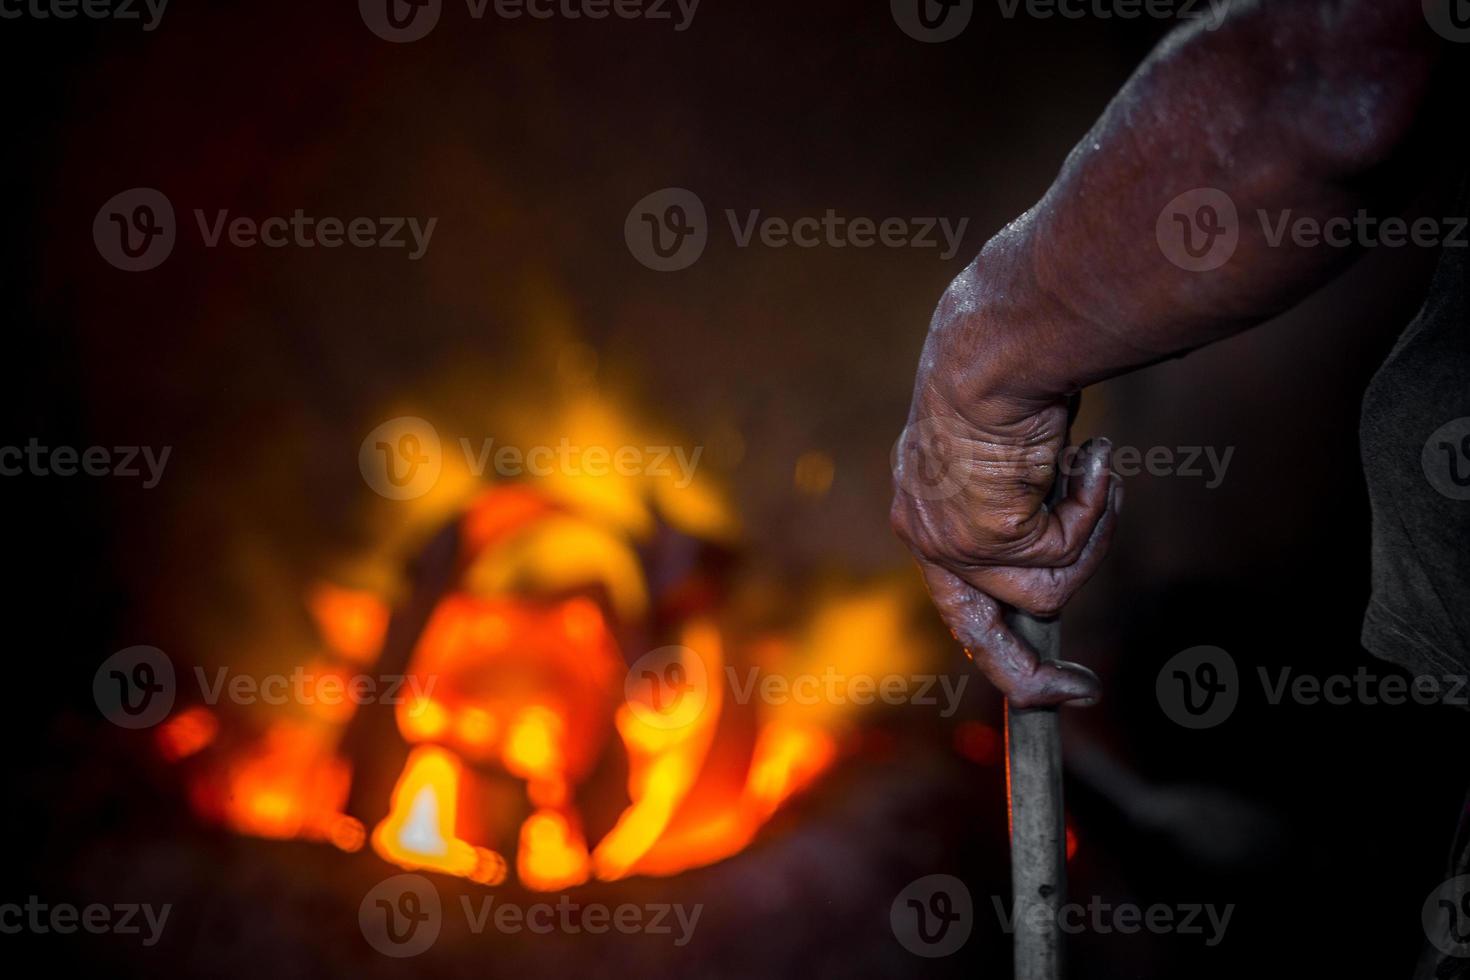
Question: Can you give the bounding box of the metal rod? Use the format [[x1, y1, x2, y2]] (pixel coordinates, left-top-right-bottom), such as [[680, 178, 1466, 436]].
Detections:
[[1005, 610, 1066, 980]]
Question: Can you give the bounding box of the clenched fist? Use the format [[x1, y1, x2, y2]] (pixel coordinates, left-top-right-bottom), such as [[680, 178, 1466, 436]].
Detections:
[[891, 263, 1123, 708]]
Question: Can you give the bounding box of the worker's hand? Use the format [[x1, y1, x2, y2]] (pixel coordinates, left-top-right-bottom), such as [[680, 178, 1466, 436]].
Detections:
[[890, 286, 1123, 708]]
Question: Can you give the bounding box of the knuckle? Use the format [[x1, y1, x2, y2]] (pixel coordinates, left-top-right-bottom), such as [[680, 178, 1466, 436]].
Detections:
[[1022, 577, 1071, 617], [1026, 595, 1065, 618], [978, 508, 1032, 546], [1001, 681, 1045, 708]]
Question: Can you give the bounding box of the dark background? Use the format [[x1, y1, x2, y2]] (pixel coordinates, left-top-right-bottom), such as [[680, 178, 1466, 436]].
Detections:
[[3, 1, 1467, 977]]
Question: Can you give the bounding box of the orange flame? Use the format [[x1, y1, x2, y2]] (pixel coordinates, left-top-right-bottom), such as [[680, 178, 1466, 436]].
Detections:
[[166, 391, 929, 890]]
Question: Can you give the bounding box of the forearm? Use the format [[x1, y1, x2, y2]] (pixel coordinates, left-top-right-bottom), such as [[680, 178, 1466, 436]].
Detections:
[[929, 0, 1441, 418]]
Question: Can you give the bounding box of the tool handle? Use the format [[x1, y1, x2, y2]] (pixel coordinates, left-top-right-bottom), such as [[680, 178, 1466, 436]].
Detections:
[[1006, 612, 1066, 980], [1005, 446, 1073, 980]]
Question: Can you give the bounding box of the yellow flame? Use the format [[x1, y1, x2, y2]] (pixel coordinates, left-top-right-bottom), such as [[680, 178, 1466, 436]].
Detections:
[[592, 622, 723, 881]]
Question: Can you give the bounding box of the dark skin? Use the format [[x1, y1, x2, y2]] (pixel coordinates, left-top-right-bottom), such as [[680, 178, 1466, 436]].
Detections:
[[892, 0, 1444, 707]]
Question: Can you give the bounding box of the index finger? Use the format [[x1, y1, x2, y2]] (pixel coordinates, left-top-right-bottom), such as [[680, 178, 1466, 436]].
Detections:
[[918, 560, 1101, 708]]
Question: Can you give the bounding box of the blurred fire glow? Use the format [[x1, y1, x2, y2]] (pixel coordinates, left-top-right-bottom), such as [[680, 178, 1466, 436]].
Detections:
[[164, 388, 932, 889]]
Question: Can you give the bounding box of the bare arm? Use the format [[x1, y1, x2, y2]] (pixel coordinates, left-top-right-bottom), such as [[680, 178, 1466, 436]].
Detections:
[[893, 0, 1444, 706]]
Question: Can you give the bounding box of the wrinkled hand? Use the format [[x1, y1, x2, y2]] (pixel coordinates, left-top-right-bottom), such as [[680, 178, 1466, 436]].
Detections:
[[890, 328, 1123, 708]]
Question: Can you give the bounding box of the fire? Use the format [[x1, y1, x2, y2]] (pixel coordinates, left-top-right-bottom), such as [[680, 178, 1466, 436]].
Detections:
[[307, 583, 389, 665], [165, 388, 935, 891], [156, 705, 218, 761], [194, 718, 364, 851], [593, 623, 725, 881], [371, 745, 508, 885]]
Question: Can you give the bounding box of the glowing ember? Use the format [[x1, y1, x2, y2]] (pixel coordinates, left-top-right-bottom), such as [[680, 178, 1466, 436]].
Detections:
[[372, 746, 508, 885], [156, 706, 218, 761], [164, 394, 933, 890]]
